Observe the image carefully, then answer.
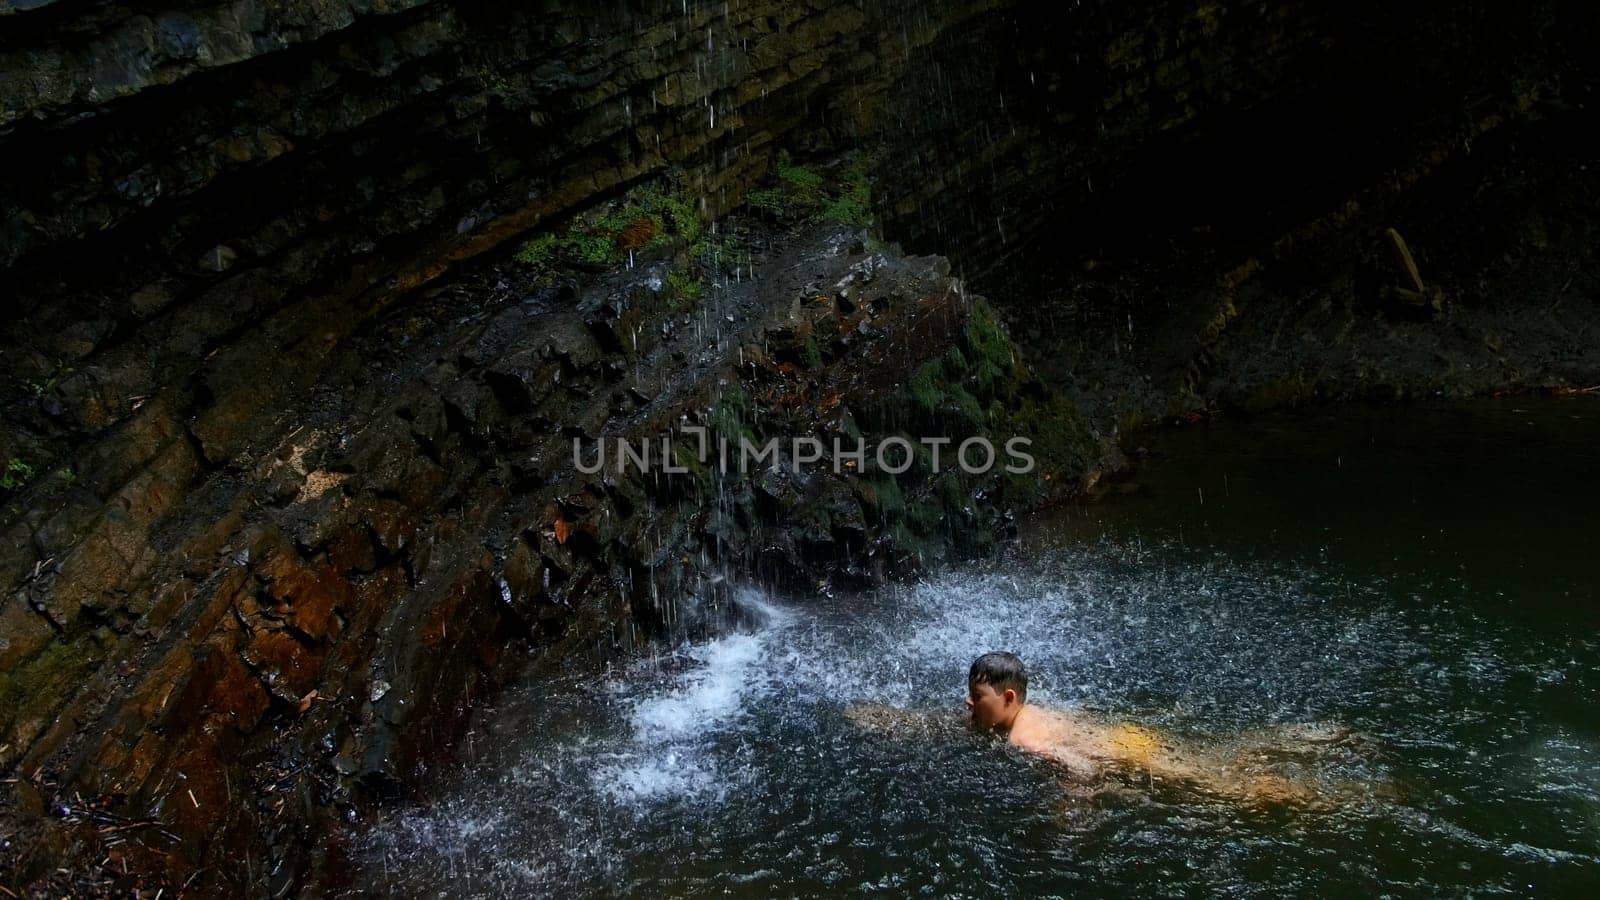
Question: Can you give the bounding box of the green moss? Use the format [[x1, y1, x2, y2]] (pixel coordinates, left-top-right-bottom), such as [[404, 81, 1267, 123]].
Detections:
[[2, 457, 35, 491], [745, 151, 876, 227], [905, 305, 1012, 413], [513, 232, 562, 268], [473, 65, 519, 101], [888, 520, 923, 557], [951, 388, 986, 429], [1003, 395, 1097, 491], [866, 298, 1101, 528], [960, 302, 1016, 397], [1190, 3, 1223, 35], [1116, 409, 1146, 438], [894, 301, 1018, 430], [674, 437, 714, 490], [593, 207, 662, 239], [0, 634, 103, 735], [513, 183, 708, 281], [793, 492, 839, 545], [878, 476, 947, 560], [904, 356, 983, 432], [935, 470, 972, 513], [1105, 30, 1145, 70], [800, 335, 824, 369], [903, 490, 945, 536], [710, 383, 758, 448], [908, 363, 947, 414], [861, 475, 905, 519], [693, 229, 751, 275], [941, 346, 968, 373], [653, 191, 702, 247], [569, 231, 621, 265], [760, 152, 829, 221], [747, 187, 789, 218], [818, 156, 874, 227], [777, 156, 825, 191], [666, 270, 704, 306], [1244, 373, 1316, 411]]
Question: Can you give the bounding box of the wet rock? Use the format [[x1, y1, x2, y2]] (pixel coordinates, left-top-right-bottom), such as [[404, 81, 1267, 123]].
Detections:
[[0, 600, 55, 672], [196, 245, 238, 273], [363, 499, 417, 557], [484, 352, 557, 411], [325, 524, 379, 574], [200, 644, 274, 733], [241, 630, 325, 705], [258, 549, 351, 643], [50, 319, 116, 362], [53, 366, 139, 430], [11, 779, 45, 817]]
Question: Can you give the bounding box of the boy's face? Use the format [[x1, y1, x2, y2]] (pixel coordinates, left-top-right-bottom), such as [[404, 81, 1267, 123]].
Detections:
[[966, 681, 1018, 732]]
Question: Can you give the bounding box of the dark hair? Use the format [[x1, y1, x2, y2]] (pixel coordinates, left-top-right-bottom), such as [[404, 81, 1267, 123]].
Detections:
[[968, 652, 1027, 702]]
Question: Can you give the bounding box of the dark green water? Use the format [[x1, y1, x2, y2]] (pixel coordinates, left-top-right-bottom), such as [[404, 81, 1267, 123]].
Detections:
[[1046, 396, 1600, 628], [362, 397, 1599, 897]]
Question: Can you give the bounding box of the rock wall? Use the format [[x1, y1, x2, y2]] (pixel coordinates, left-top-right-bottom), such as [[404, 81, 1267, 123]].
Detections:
[[2, 0, 1002, 464], [2, 1, 1050, 891], [2, 0, 1001, 746], [864, 0, 1600, 425], [2, 202, 1104, 893]]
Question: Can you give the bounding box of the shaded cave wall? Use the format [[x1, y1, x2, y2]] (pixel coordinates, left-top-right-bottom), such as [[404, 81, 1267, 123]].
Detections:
[[5, 0, 1595, 505], [871, 0, 1600, 424], [6, 0, 1594, 606], [2, 0, 1000, 470]]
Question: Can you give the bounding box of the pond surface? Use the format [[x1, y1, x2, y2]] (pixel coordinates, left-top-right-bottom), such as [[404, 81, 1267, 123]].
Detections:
[[360, 397, 1600, 897]]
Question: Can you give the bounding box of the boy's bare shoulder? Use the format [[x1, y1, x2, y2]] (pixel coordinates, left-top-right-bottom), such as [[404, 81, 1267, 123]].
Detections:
[[1012, 704, 1096, 739], [1008, 706, 1110, 774]]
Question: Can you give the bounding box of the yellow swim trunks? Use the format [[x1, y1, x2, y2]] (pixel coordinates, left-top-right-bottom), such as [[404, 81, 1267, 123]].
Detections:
[[1108, 724, 1161, 764]]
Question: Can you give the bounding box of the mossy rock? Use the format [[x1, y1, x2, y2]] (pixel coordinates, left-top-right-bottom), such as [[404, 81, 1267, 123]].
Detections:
[[747, 151, 875, 227], [0, 630, 109, 739], [513, 182, 706, 282]]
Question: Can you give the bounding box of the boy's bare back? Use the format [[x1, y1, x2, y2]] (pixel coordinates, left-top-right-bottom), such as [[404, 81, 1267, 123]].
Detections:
[[848, 699, 1335, 806], [846, 651, 1361, 807], [1006, 705, 1325, 805]]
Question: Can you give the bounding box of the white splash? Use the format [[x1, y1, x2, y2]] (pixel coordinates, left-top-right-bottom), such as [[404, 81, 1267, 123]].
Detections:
[[596, 590, 793, 803]]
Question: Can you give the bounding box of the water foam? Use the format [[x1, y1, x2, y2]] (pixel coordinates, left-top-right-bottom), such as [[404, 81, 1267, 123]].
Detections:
[[597, 592, 791, 803], [360, 539, 1598, 897]]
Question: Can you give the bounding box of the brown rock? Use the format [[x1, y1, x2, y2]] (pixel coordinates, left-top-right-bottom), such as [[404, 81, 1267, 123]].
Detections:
[[129, 282, 177, 318], [0, 598, 55, 671], [240, 629, 324, 704]]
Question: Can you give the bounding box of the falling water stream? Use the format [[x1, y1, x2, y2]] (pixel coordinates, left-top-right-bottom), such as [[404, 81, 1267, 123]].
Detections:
[[361, 397, 1599, 896]]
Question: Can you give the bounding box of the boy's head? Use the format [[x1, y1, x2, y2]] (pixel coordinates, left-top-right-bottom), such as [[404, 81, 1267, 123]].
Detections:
[[966, 651, 1027, 732]]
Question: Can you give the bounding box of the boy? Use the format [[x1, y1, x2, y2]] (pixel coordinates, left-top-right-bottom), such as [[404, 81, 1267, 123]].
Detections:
[[852, 652, 1349, 806], [964, 651, 1335, 804]]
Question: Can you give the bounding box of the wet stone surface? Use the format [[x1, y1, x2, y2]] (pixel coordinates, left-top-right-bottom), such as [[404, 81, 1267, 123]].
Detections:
[[0, 217, 1109, 895]]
